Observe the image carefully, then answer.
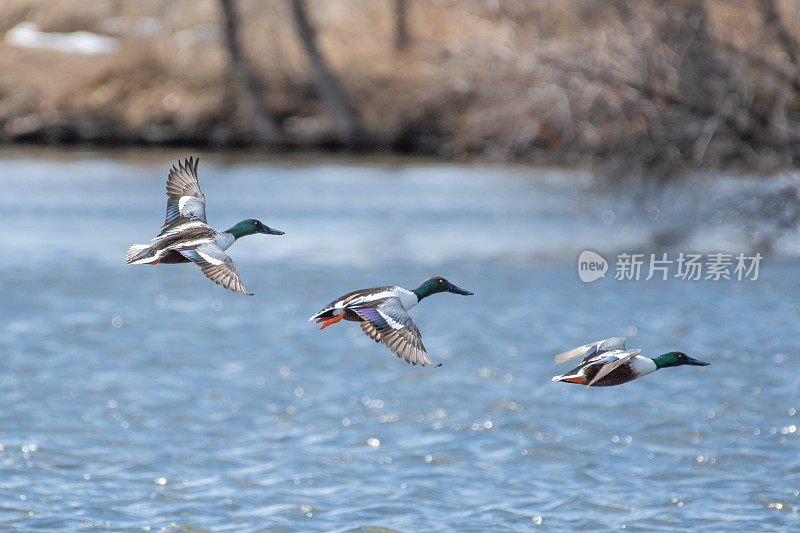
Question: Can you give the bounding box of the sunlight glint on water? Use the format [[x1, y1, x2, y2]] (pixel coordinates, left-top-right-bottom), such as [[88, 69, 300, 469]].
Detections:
[[0, 153, 798, 531]]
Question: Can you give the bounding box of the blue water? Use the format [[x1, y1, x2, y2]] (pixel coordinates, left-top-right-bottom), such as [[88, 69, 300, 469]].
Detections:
[[0, 151, 798, 531]]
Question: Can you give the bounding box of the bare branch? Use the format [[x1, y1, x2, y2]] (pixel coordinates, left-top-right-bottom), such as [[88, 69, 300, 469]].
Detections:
[[291, 0, 364, 143], [393, 0, 410, 51], [759, 0, 800, 67], [218, 0, 281, 143], [716, 40, 800, 95], [541, 56, 800, 149]]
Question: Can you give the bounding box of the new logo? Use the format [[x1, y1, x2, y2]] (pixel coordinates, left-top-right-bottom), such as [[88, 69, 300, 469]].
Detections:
[[578, 250, 608, 282]]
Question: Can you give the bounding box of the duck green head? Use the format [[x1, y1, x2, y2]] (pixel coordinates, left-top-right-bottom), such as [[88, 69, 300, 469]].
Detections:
[[652, 351, 710, 369], [226, 219, 285, 239], [412, 276, 474, 300]]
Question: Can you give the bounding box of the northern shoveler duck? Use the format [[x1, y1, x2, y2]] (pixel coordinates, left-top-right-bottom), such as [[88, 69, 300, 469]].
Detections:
[[126, 157, 284, 295], [551, 337, 709, 387], [309, 277, 473, 366]]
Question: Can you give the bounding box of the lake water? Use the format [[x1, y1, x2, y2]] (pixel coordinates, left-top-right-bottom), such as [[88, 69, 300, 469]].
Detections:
[[0, 150, 798, 531]]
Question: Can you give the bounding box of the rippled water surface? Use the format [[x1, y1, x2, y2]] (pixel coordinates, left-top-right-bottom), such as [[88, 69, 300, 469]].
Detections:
[[1, 151, 799, 531]]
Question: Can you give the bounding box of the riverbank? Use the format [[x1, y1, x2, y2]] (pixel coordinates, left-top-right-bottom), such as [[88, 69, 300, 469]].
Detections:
[[1, 0, 799, 177]]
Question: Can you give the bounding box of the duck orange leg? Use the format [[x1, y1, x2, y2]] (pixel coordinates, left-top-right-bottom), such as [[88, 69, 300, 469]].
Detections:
[[319, 314, 344, 329]]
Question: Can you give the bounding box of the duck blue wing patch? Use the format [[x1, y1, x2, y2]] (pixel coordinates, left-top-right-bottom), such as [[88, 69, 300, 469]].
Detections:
[[580, 344, 599, 362], [178, 249, 202, 262], [353, 298, 436, 366], [597, 337, 626, 354], [354, 306, 391, 332], [355, 299, 414, 329]]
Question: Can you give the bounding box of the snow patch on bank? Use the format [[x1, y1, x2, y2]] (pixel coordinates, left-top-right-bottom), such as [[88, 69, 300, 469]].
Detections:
[[5, 22, 118, 56]]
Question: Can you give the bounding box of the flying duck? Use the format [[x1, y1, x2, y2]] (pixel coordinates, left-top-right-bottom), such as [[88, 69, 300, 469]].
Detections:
[[126, 157, 284, 295], [552, 337, 709, 387], [309, 277, 473, 366]]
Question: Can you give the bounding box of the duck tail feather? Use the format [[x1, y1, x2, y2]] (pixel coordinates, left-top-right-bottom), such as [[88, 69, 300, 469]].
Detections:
[[126, 244, 154, 264]]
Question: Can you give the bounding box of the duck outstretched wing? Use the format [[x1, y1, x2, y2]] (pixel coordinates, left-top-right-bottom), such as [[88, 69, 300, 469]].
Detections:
[[554, 337, 627, 363], [354, 297, 437, 367], [162, 157, 207, 229], [179, 244, 251, 295]]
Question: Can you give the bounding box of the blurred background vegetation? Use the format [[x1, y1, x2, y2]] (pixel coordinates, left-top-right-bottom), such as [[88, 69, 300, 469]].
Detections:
[[1, 0, 799, 179]]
